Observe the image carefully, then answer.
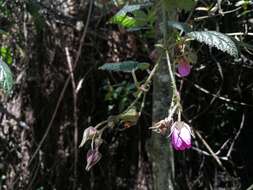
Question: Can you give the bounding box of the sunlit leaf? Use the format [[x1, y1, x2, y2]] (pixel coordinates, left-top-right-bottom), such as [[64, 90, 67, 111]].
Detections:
[[99, 61, 150, 72], [111, 15, 137, 28], [0, 47, 12, 65], [0, 58, 13, 95], [186, 31, 239, 57], [110, 4, 151, 28]]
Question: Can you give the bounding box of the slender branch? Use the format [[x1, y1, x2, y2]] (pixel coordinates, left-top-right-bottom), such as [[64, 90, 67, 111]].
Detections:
[[65, 47, 78, 190], [195, 130, 226, 170], [226, 113, 245, 158], [166, 50, 177, 93]]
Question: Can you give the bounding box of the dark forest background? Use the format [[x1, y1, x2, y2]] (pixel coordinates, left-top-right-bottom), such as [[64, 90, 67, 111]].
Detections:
[[0, 0, 253, 190]]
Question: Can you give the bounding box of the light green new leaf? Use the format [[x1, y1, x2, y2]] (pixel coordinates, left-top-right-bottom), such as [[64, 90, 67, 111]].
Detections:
[[99, 61, 149, 73], [0, 59, 13, 95], [186, 31, 239, 57], [111, 15, 137, 28], [0, 47, 12, 65], [110, 4, 151, 28]]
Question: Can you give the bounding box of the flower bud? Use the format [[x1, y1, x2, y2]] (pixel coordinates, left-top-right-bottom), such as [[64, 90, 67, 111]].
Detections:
[[170, 121, 191, 151], [177, 58, 191, 77], [79, 127, 97, 148], [85, 149, 102, 171]]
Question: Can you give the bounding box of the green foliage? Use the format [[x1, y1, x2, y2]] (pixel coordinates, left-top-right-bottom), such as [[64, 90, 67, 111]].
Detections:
[[186, 31, 239, 57], [0, 0, 11, 17], [164, 0, 195, 11], [0, 47, 12, 64], [0, 58, 13, 95], [167, 21, 192, 33], [103, 81, 136, 112], [110, 4, 151, 28], [26, 1, 45, 32], [99, 61, 149, 72], [111, 15, 137, 28]]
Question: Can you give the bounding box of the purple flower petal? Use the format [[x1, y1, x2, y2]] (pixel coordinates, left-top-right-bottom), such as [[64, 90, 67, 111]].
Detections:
[[177, 61, 191, 77], [170, 122, 192, 151]]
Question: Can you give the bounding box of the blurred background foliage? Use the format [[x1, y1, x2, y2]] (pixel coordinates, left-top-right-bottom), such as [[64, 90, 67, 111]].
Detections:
[[0, 0, 252, 190]]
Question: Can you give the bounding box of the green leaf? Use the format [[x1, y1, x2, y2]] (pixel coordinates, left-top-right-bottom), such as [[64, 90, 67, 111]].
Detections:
[[167, 21, 192, 33], [0, 47, 12, 64], [110, 4, 151, 28], [99, 61, 150, 72], [0, 59, 13, 95], [186, 31, 239, 57], [111, 15, 137, 28], [26, 1, 45, 32]]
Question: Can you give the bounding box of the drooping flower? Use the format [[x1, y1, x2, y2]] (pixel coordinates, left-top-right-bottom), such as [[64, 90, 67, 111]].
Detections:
[[177, 58, 191, 77], [79, 127, 97, 148], [171, 121, 191, 151], [85, 148, 102, 171]]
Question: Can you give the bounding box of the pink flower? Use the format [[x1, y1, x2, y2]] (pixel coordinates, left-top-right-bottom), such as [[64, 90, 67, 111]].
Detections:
[[177, 58, 191, 77], [171, 121, 191, 151]]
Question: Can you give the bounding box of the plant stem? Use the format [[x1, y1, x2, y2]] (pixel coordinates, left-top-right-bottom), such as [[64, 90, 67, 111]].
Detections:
[[166, 50, 177, 93]]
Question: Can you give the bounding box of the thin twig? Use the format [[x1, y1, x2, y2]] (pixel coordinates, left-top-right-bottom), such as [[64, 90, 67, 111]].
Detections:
[[186, 79, 252, 107], [226, 113, 245, 158], [192, 147, 228, 161], [195, 130, 226, 170], [194, 7, 241, 21]]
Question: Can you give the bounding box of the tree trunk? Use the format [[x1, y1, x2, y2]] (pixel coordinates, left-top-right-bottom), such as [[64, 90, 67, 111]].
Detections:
[[148, 4, 177, 190]]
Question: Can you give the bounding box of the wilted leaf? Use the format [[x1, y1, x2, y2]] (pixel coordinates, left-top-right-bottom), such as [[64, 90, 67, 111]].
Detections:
[[186, 31, 239, 57], [0, 58, 13, 95], [99, 61, 149, 73], [119, 107, 139, 127]]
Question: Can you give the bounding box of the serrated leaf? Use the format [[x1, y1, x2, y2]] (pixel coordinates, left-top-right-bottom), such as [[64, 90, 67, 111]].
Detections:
[[167, 21, 192, 33], [99, 61, 149, 72], [186, 31, 239, 57], [0, 58, 13, 95]]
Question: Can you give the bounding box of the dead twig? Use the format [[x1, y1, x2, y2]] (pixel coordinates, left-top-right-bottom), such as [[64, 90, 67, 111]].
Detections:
[[226, 113, 245, 158]]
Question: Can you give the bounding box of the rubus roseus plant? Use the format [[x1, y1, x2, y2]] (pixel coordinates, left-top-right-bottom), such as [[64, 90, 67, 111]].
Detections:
[[79, 1, 239, 171]]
